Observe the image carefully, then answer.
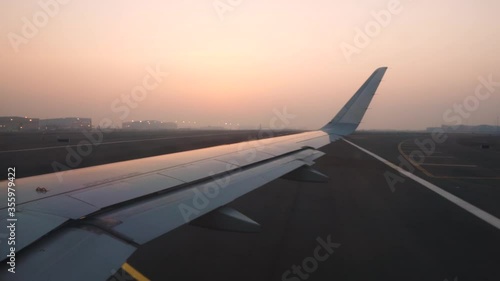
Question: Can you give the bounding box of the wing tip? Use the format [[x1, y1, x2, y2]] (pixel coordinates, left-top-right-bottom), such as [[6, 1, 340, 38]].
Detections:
[[321, 67, 388, 135]]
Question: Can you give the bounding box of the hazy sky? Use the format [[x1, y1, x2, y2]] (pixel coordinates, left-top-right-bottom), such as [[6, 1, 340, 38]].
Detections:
[[1, 0, 499, 130]]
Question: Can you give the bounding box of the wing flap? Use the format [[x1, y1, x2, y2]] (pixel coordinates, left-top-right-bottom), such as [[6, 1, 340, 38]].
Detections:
[[0, 227, 136, 281], [0, 210, 67, 259], [94, 152, 311, 244]]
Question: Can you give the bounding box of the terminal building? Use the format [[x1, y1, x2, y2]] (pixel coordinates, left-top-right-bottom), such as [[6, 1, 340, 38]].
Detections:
[[122, 120, 177, 130], [39, 117, 92, 130], [0, 116, 40, 131]]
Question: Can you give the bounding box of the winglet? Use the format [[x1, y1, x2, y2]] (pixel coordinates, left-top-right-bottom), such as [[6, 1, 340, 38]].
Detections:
[[322, 67, 387, 136]]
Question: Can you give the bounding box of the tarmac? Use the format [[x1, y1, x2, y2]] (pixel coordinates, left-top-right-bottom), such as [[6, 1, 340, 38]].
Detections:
[[1, 130, 499, 281]]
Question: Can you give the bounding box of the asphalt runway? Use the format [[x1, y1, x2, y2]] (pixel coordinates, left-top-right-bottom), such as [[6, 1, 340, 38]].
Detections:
[[0, 130, 296, 180], [2, 131, 500, 281]]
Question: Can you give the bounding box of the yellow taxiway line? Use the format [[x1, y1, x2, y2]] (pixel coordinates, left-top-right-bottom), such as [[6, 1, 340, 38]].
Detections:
[[397, 140, 500, 180], [122, 262, 151, 281]]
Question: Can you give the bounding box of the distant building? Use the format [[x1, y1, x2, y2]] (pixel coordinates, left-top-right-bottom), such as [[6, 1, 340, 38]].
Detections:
[[0, 116, 39, 131], [40, 117, 91, 130], [122, 120, 177, 130], [197, 126, 226, 130]]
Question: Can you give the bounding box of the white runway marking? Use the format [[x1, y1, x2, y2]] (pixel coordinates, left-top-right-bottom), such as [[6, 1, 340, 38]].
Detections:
[[0, 132, 241, 154], [420, 163, 478, 167], [424, 156, 455, 159], [343, 139, 500, 231]]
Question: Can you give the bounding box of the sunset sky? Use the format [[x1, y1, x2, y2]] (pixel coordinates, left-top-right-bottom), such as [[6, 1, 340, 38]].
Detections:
[[1, 0, 499, 130]]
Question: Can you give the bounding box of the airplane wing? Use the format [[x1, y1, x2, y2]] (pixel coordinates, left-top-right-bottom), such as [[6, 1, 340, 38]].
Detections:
[[0, 67, 387, 281]]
